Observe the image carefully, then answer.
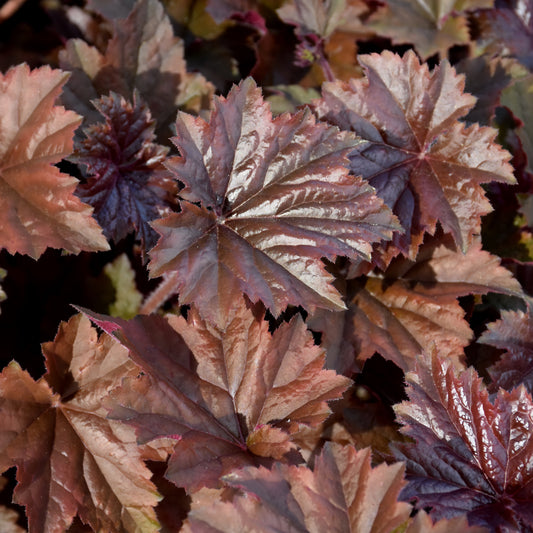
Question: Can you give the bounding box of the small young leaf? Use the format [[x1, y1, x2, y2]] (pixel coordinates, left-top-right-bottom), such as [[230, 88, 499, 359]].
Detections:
[[74, 92, 172, 249], [104, 253, 144, 319]]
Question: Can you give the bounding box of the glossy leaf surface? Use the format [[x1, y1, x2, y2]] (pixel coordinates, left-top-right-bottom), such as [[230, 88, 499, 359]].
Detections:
[[184, 443, 411, 533], [393, 350, 533, 531], [86, 300, 352, 491], [74, 92, 171, 249], [313, 50, 515, 264], [149, 77, 398, 321]]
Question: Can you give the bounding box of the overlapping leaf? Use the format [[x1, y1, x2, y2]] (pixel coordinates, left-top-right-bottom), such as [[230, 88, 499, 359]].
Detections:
[[73, 92, 172, 249], [474, 0, 533, 70], [0, 64, 108, 259], [369, 0, 493, 60], [184, 443, 412, 533], [148, 77, 398, 321], [59, 0, 213, 137], [0, 314, 160, 533], [501, 70, 533, 174], [309, 234, 522, 373], [393, 350, 533, 531], [479, 308, 533, 393], [86, 299, 352, 491], [313, 50, 515, 266]]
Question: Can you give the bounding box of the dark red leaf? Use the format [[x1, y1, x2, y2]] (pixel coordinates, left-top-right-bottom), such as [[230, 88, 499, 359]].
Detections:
[[313, 50, 515, 266], [393, 350, 533, 531], [85, 299, 352, 491], [148, 77, 398, 322], [479, 308, 533, 393], [473, 1, 533, 70], [74, 92, 173, 249]]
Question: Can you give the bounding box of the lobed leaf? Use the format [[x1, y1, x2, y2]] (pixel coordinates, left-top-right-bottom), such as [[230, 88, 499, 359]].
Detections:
[[393, 350, 533, 531], [59, 0, 214, 137], [0, 314, 160, 533], [368, 0, 493, 60], [310, 234, 522, 373], [184, 442, 412, 533], [149, 77, 399, 321], [0, 64, 108, 259], [479, 308, 533, 394], [313, 50, 515, 265], [74, 92, 172, 249], [473, 0, 533, 70], [85, 298, 352, 491]]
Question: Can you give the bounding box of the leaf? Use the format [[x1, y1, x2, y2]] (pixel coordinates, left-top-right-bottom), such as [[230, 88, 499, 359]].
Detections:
[[73, 91, 172, 249], [500, 70, 533, 174], [310, 234, 522, 373], [85, 298, 352, 491], [479, 308, 533, 394], [148, 77, 398, 321], [312, 50, 515, 265], [184, 443, 412, 533], [368, 0, 493, 60], [454, 55, 512, 126], [392, 350, 533, 531], [59, 0, 214, 137], [103, 253, 144, 319], [0, 64, 109, 259], [277, 0, 354, 39], [0, 314, 160, 533], [473, 0, 533, 70]]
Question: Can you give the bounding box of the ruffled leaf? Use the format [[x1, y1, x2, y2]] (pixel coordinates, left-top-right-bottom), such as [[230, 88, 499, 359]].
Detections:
[[313, 50, 515, 265], [149, 77, 399, 321], [393, 350, 533, 531]]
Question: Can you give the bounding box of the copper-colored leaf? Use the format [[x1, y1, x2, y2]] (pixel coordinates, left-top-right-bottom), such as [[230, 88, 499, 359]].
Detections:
[[149, 77, 398, 321], [0, 315, 160, 533], [0, 64, 108, 259], [184, 443, 412, 533], [479, 308, 533, 393], [310, 234, 522, 373], [313, 50, 515, 265], [85, 299, 352, 491], [393, 350, 533, 531]]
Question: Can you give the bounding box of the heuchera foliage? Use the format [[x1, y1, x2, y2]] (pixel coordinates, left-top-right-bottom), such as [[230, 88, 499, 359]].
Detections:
[[1, 0, 533, 531]]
